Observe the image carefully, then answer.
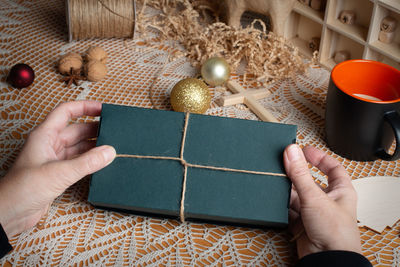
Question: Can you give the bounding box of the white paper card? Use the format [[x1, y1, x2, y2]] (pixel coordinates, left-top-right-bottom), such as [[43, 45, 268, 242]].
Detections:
[[353, 176, 400, 233]]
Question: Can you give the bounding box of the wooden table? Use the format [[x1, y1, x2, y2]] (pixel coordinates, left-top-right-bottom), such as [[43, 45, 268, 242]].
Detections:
[[0, 1, 399, 266]]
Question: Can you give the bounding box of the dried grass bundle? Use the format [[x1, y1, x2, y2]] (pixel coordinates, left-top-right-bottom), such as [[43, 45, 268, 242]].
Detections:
[[136, 0, 317, 85]]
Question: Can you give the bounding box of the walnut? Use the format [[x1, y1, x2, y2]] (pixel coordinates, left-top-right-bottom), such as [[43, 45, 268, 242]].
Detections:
[[86, 46, 108, 64], [85, 60, 107, 82], [58, 52, 83, 75]]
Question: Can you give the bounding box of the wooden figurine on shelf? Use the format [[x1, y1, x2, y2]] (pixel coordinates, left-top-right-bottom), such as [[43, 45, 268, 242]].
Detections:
[[310, 0, 324, 11], [379, 16, 397, 44], [381, 16, 397, 32], [220, 0, 296, 36], [339, 10, 356, 25], [309, 37, 320, 52], [334, 51, 350, 64]]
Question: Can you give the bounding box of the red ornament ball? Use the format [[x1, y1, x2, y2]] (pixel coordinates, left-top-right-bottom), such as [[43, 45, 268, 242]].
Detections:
[[7, 63, 35, 89]]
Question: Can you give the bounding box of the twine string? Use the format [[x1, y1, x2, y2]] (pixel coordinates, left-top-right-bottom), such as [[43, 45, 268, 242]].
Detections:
[[68, 0, 136, 40], [116, 113, 287, 222], [179, 113, 190, 221], [97, 0, 135, 22]]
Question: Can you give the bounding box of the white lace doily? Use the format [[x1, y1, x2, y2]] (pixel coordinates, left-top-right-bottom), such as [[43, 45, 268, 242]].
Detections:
[[0, 0, 399, 266]]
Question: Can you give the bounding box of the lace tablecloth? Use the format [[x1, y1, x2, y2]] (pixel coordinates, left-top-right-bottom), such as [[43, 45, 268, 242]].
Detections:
[[0, 1, 399, 266]]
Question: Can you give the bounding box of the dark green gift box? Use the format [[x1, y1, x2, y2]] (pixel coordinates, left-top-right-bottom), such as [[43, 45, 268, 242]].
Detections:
[[88, 104, 297, 228]]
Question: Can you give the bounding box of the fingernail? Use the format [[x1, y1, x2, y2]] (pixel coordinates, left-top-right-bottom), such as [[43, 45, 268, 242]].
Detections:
[[286, 144, 302, 161], [101, 145, 116, 163]]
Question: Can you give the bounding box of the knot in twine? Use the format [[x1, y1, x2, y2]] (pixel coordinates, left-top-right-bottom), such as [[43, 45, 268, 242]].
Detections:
[[117, 113, 287, 223]]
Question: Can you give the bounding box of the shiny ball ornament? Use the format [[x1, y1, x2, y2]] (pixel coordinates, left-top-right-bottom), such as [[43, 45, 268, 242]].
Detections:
[[7, 63, 35, 89], [170, 78, 211, 114], [201, 57, 230, 86]]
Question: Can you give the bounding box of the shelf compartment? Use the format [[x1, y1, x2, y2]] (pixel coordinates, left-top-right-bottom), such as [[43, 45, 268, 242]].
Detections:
[[379, 53, 400, 69], [327, 20, 368, 44], [293, 1, 325, 24], [320, 29, 365, 68], [368, 5, 400, 62], [333, 33, 364, 59], [285, 11, 323, 58], [370, 41, 400, 62], [365, 47, 400, 69], [326, 0, 373, 43], [328, 0, 374, 28]]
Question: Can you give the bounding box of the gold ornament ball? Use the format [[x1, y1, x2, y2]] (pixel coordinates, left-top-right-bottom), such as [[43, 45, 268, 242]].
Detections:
[[201, 57, 230, 86], [170, 78, 211, 114]]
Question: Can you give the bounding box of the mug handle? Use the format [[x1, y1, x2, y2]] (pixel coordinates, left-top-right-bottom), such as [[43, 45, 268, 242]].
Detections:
[[377, 111, 400, 161]]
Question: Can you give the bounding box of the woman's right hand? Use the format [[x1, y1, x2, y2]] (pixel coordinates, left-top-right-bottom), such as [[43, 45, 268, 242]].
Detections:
[[283, 144, 361, 259]]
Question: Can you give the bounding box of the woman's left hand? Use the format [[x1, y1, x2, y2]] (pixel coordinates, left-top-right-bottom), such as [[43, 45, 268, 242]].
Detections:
[[0, 101, 116, 238]]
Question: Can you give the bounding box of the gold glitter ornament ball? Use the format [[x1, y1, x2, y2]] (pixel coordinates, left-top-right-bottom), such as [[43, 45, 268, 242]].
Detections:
[[201, 57, 230, 86], [170, 78, 211, 114]]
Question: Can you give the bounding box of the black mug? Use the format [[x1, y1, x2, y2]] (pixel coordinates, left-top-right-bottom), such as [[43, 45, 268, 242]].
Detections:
[[325, 60, 400, 161]]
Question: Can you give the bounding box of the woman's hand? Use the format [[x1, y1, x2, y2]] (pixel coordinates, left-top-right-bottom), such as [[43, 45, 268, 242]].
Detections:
[[284, 144, 361, 258], [0, 101, 116, 238]]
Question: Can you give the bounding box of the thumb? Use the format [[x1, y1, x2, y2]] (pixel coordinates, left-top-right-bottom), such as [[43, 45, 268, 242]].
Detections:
[[44, 145, 116, 194], [283, 144, 324, 204]]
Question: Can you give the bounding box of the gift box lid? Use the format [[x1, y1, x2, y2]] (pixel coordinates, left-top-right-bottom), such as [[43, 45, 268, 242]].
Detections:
[[89, 104, 297, 228]]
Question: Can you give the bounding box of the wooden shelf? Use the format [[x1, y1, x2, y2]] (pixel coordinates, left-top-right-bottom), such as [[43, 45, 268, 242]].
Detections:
[[286, 0, 400, 69], [285, 10, 323, 56], [370, 40, 400, 61], [327, 19, 368, 44], [293, 2, 324, 24]]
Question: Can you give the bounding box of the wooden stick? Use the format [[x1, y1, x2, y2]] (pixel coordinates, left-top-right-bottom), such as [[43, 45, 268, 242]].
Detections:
[[223, 80, 279, 123], [244, 95, 279, 123], [220, 88, 270, 106]]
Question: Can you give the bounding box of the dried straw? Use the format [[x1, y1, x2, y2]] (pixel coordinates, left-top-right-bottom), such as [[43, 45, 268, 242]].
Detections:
[[136, 0, 317, 85]]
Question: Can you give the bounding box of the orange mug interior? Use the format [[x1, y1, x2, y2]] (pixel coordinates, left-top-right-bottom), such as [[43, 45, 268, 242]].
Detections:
[[331, 60, 400, 103]]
